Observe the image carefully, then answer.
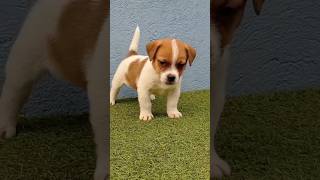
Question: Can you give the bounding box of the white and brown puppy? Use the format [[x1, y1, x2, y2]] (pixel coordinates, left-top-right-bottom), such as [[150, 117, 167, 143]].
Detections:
[[211, 0, 265, 178], [0, 0, 108, 180], [110, 26, 196, 121]]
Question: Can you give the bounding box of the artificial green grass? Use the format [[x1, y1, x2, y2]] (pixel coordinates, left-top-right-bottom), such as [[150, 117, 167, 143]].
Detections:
[[0, 89, 319, 179], [0, 115, 96, 179], [111, 90, 210, 179], [216, 89, 320, 180]]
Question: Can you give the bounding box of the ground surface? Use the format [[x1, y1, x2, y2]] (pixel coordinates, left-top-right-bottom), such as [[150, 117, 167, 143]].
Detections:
[[216, 89, 320, 180], [0, 89, 319, 179], [111, 90, 210, 179], [0, 115, 95, 179]]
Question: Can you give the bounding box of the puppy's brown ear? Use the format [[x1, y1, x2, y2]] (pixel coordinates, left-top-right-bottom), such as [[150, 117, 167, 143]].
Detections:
[[253, 0, 265, 15], [146, 40, 162, 61], [185, 44, 196, 66]]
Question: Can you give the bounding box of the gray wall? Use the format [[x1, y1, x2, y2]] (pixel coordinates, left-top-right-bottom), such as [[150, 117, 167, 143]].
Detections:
[[0, 0, 88, 116], [110, 0, 210, 98], [0, 0, 319, 115], [228, 0, 320, 96]]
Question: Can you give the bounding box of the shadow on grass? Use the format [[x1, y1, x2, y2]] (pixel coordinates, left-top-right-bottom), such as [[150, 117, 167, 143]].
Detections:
[[216, 88, 320, 180], [0, 114, 95, 179], [15, 114, 90, 135]]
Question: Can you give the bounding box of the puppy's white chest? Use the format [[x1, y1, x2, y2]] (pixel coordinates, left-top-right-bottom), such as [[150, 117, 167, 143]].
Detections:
[[149, 84, 177, 96]]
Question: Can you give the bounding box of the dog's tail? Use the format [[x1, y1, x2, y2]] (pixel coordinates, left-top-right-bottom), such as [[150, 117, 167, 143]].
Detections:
[[127, 25, 140, 57]]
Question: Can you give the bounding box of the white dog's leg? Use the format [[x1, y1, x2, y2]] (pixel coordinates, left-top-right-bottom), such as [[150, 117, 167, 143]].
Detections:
[[0, 0, 67, 140], [88, 82, 108, 180], [150, 94, 156, 101], [212, 49, 231, 177], [0, 43, 45, 139], [110, 73, 123, 105], [110, 61, 128, 105], [212, 30, 231, 178], [87, 20, 108, 180], [166, 86, 182, 118], [137, 88, 153, 121]]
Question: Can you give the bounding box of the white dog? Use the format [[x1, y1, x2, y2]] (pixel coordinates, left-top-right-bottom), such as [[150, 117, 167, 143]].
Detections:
[[0, 0, 109, 179], [211, 0, 265, 178], [110, 26, 196, 121]]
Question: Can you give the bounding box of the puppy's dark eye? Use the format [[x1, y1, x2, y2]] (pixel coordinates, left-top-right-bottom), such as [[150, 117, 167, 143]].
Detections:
[[159, 60, 167, 65], [177, 62, 186, 68]]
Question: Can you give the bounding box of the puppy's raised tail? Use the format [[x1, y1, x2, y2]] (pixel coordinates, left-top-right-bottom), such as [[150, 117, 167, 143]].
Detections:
[[127, 25, 140, 57]]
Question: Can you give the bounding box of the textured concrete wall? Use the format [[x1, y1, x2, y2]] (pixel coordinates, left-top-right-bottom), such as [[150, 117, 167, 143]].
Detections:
[[0, 0, 88, 116], [1, 0, 319, 115], [110, 0, 210, 98], [228, 0, 320, 96]]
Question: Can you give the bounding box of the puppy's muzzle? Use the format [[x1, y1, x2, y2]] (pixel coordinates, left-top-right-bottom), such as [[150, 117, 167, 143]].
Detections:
[[166, 74, 176, 85]]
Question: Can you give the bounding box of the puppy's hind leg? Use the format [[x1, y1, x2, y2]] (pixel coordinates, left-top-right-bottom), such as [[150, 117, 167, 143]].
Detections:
[[0, 0, 66, 140], [212, 49, 231, 177], [0, 42, 46, 139], [110, 71, 124, 105], [87, 20, 108, 180], [211, 41, 231, 177], [88, 73, 108, 180]]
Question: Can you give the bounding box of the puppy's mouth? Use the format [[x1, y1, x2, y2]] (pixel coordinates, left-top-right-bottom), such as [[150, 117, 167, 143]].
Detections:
[[165, 81, 175, 85]]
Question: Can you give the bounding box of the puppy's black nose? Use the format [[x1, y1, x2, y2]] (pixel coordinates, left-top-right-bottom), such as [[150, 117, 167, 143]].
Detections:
[[167, 74, 176, 82]]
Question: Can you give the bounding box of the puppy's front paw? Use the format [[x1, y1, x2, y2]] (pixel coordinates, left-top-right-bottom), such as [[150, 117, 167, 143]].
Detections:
[[110, 99, 115, 106], [139, 111, 154, 121], [150, 94, 156, 101], [0, 121, 16, 140], [94, 168, 107, 180], [167, 110, 182, 119], [213, 152, 231, 178]]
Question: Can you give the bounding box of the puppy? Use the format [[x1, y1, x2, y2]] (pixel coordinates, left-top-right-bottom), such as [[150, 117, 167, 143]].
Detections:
[[211, 0, 265, 178], [110, 26, 196, 121], [0, 0, 109, 179]]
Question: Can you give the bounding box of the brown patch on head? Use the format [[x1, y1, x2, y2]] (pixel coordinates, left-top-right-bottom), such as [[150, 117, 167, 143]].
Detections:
[[147, 39, 173, 74], [175, 39, 196, 76], [180, 40, 197, 66], [146, 39, 196, 77], [125, 58, 147, 89], [48, 0, 108, 89], [212, 0, 265, 47], [212, 0, 247, 47]]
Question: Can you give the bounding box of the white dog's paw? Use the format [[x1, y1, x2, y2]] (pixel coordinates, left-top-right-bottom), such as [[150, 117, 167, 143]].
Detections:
[[150, 94, 156, 101], [167, 110, 182, 119], [110, 99, 115, 106], [139, 111, 154, 121], [94, 169, 107, 180], [213, 153, 231, 178], [0, 122, 16, 140]]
